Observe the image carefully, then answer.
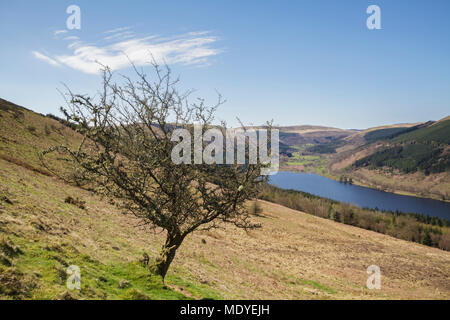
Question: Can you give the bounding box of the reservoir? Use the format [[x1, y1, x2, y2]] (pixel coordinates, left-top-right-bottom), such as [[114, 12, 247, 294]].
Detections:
[[269, 171, 450, 220]]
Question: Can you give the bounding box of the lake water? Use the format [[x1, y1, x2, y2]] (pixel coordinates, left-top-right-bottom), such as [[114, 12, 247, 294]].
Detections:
[[269, 171, 450, 220]]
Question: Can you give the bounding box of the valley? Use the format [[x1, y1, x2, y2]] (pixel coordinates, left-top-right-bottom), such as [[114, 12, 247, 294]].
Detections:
[[278, 119, 450, 202], [0, 98, 449, 300]]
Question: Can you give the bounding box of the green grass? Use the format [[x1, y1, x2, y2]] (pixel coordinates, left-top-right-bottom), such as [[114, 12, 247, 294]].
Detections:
[[1, 234, 222, 300], [167, 275, 223, 300], [298, 279, 337, 295], [285, 144, 329, 174], [0, 151, 222, 300], [393, 119, 450, 144], [283, 273, 337, 296]]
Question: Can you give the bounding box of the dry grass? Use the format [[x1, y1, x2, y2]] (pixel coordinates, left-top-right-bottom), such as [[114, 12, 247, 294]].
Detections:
[[350, 168, 450, 200], [0, 103, 83, 174], [0, 154, 52, 177], [327, 128, 450, 200], [0, 102, 449, 300], [0, 158, 449, 299], [329, 144, 381, 172]]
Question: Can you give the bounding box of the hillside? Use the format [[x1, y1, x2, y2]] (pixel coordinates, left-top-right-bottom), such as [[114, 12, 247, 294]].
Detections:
[[0, 98, 83, 173], [1, 99, 449, 299], [279, 117, 450, 200], [354, 119, 450, 174], [344, 119, 450, 199], [393, 119, 450, 144]]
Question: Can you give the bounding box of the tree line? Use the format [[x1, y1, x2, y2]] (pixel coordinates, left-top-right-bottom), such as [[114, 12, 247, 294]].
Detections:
[[259, 184, 450, 251], [353, 142, 449, 174]]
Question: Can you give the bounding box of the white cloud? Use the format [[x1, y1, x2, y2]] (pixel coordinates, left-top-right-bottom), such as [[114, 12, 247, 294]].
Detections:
[[104, 31, 135, 41], [33, 30, 221, 75], [104, 26, 132, 34], [54, 30, 68, 36], [32, 51, 61, 67], [64, 36, 80, 41]]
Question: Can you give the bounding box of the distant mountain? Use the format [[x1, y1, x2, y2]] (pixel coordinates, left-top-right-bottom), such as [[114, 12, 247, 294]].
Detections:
[[354, 118, 450, 174], [279, 117, 450, 200], [363, 122, 432, 144]]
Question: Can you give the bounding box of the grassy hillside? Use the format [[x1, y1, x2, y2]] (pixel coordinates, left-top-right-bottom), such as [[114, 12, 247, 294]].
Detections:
[[260, 184, 450, 250], [393, 118, 450, 145], [363, 125, 423, 144], [1, 158, 449, 300], [277, 126, 353, 160], [260, 115, 449, 199], [1, 99, 449, 299], [0, 98, 83, 173], [298, 119, 450, 200], [354, 119, 450, 174]]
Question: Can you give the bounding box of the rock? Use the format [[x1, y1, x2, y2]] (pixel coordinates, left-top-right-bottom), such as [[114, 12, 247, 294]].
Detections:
[[0, 253, 12, 266], [118, 280, 131, 289], [1, 196, 12, 205], [57, 290, 77, 300]]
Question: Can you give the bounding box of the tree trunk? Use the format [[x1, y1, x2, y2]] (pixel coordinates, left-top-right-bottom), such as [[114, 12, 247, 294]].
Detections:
[[154, 232, 184, 281]]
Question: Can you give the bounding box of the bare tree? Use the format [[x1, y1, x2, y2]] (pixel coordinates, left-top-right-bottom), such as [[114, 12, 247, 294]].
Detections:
[[42, 62, 271, 280]]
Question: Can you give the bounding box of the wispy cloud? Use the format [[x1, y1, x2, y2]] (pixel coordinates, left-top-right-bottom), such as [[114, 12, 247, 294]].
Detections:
[[34, 28, 221, 74], [104, 31, 135, 41], [54, 30, 68, 36], [104, 26, 133, 34], [32, 51, 61, 67], [64, 36, 80, 41]]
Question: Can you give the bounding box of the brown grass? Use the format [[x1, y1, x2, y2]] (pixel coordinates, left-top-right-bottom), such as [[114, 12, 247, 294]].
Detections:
[[0, 154, 52, 177], [1, 158, 449, 299], [351, 168, 450, 200], [1, 101, 449, 300]]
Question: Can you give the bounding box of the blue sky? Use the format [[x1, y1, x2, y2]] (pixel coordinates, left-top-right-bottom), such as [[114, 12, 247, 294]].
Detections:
[[0, 0, 449, 129]]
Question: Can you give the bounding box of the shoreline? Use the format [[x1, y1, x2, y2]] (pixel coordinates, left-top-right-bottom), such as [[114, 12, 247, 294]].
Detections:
[[278, 165, 450, 204]]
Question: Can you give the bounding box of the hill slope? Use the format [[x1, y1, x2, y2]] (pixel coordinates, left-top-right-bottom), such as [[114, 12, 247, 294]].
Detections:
[[278, 117, 450, 200], [341, 119, 450, 199], [1, 99, 449, 299], [354, 119, 450, 174]]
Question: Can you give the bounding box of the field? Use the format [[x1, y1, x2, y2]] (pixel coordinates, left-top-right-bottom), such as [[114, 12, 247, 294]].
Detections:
[[283, 145, 330, 174]]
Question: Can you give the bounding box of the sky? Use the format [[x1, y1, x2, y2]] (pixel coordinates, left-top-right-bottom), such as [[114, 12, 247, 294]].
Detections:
[[0, 0, 449, 129]]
